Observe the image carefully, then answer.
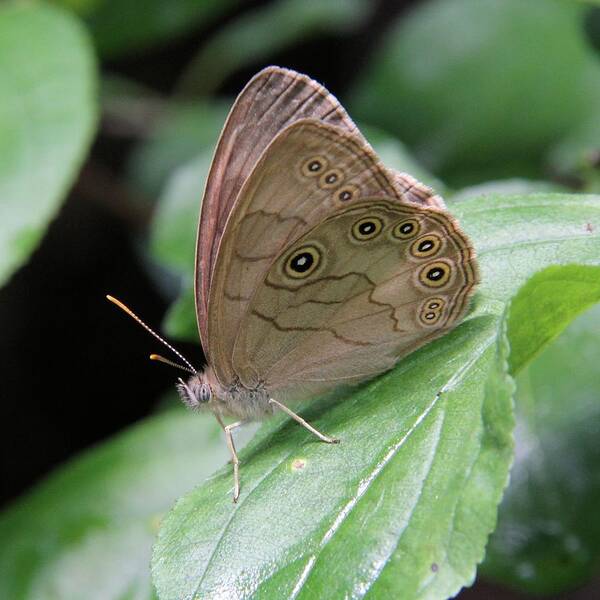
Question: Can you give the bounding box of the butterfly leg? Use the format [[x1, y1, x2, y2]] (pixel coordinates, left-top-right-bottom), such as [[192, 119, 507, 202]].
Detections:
[[214, 414, 243, 502], [269, 398, 339, 444]]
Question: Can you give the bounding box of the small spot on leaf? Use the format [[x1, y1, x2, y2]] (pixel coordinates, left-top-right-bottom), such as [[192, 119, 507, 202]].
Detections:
[[291, 458, 307, 471]]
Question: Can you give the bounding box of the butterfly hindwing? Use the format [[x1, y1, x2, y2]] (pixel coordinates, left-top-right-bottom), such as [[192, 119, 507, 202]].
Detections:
[[196, 66, 363, 348], [231, 199, 478, 400]]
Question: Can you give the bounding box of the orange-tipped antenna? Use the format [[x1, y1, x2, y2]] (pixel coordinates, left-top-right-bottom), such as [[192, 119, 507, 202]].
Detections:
[[106, 294, 196, 374], [150, 353, 195, 375]]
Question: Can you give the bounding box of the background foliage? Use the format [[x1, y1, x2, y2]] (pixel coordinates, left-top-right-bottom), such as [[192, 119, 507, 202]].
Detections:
[[1, 1, 599, 599]]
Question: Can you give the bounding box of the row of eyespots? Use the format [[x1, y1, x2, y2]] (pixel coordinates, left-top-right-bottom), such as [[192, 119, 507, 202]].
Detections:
[[350, 216, 443, 258], [283, 238, 454, 293], [419, 297, 446, 325], [301, 156, 360, 203], [347, 215, 454, 289]]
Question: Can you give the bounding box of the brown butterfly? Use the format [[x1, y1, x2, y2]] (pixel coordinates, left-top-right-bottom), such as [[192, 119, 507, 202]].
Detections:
[[108, 67, 478, 502]]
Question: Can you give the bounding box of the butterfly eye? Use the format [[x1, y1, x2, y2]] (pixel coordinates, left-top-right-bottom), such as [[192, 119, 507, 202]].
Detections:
[[418, 260, 453, 288], [351, 216, 384, 241], [392, 218, 420, 239], [199, 384, 211, 403], [284, 245, 321, 279], [301, 156, 328, 177], [410, 234, 442, 258]]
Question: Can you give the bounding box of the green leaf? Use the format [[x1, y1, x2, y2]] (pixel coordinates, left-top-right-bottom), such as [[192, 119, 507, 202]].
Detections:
[[507, 265, 600, 373], [128, 102, 228, 198], [177, 0, 371, 96], [481, 302, 600, 594], [351, 0, 600, 184], [0, 408, 228, 600], [149, 153, 212, 342], [150, 193, 600, 599], [450, 179, 565, 203], [360, 124, 447, 194], [546, 112, 600, 193], [0, 2, 97, 287], [455, 194, 600, 303], [153, 314, 514, 600]]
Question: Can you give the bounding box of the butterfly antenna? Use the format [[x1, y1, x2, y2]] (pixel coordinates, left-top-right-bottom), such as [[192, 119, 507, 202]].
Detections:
[[106, 294, 196, 374], [150, 353, 195, 375]]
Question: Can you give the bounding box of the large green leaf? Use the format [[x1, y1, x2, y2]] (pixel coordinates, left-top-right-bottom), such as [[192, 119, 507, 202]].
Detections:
[[482, 301, 600, 595], [0, 2, 97, 287], [151, 193, 600, 599], [351, 0, 600, 184], [154, 314, 513, 600]]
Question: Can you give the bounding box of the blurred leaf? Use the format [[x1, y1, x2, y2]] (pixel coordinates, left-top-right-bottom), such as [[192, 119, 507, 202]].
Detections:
[[450, 179, 565, 203], [177, 0, 371, 95], [351, 0, 600, 184], [128, 102, 227, 198], [0, 409, 224, 600], [507, 265, 600, 373], [51, 0, 102, 17], [482, 302, 600, 594], [151, 193, 600, 599], [81, 0, 239, 58], [0, 2, 97, 287], [163, 279, 198, 343], [360, 124, 447, 194], [547, 113, 600, 193], [150, 154, 210, 276], [149, 153, 212, 343]]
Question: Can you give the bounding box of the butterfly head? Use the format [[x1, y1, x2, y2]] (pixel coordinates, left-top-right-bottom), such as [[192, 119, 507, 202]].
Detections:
[[176, 371, 213, 410]]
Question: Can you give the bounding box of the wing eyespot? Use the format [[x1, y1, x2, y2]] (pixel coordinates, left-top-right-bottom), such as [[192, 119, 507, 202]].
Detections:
[[301, 156, 328, 177], [418, 296, 446, 326], [351, 216, 384, 241], [418, 260, 453, 288], [392, 218, 421, 240], [335, 184, 359, 203], [409, 233, 443, 259], [319, 168, 344, 189], [283, 245, 322, 279]]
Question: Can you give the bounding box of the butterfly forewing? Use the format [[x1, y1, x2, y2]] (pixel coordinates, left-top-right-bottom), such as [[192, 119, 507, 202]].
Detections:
[[196, 66, 364, 349], [206, 119, 407, 385]]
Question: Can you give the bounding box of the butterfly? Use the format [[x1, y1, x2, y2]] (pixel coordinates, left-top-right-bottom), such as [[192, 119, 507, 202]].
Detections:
[[108, 67, 478, 502]]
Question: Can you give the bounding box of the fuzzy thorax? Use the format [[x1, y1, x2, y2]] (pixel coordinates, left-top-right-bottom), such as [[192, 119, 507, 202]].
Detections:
[[176, 366, 273, 420]]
